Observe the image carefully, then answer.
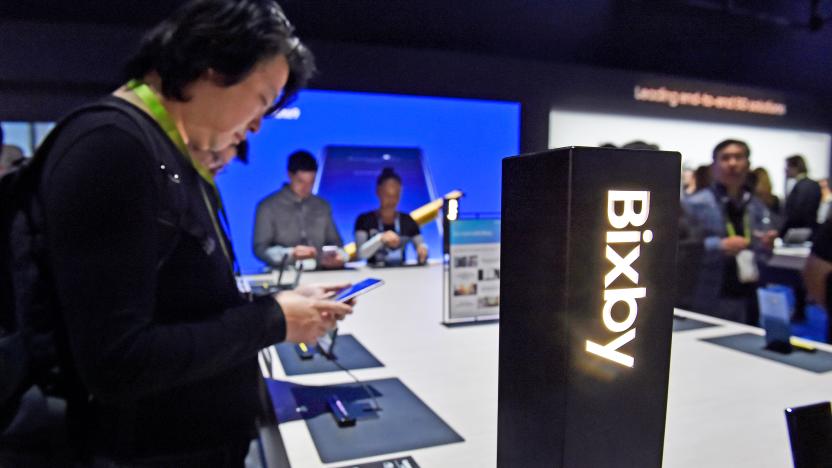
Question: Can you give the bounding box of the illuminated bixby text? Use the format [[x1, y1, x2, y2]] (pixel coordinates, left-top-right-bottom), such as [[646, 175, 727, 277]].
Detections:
[[585, 191, 652, 368]]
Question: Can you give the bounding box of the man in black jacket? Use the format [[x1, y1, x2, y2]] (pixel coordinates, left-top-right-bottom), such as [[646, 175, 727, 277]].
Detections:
[[782, 154, 821, 238], [29, 1, 351, 466]]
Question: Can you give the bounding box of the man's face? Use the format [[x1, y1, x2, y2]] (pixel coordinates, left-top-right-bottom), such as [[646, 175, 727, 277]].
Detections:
[[785, 164, 800, 179], [377, 179, 402, 211], [180, 54, 289, 153], [289, 170, 316, 199], [713, 143, 750, 189]]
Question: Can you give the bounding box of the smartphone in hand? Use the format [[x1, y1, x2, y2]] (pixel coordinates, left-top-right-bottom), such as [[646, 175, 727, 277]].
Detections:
[[333, 278, 385, 302]]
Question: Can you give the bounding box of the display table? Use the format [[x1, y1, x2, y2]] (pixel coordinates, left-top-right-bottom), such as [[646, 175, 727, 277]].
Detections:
[[253, 264, 832, 468], [768, 245, 811, 271]]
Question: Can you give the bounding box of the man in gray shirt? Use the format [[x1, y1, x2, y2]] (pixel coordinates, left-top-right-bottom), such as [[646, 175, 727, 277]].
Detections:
[[253, 150, 346, 270]]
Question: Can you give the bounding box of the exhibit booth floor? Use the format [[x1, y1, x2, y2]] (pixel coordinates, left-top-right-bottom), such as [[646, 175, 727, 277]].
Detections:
[[252, 264, 832, 468]]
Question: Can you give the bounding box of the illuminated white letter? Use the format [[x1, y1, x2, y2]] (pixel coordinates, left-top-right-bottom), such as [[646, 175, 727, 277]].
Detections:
[[605, 245, 640, 287], [602, 287, 646, 332], [607, 191, 651, 229], [586, 329, 636, 368]]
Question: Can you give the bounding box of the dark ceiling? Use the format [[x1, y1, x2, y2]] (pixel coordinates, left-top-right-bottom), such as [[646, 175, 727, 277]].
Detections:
[[2, 0, 832, 100]]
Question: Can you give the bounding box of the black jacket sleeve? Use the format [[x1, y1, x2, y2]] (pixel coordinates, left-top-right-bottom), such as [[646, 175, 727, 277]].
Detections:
[[783, 178, 822, 234], [41, 124, 285, 402]]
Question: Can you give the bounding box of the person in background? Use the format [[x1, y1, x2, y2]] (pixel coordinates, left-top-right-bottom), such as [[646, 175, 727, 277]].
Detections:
[[16, 1, 354, 465], [680, 139, 777, 325], [355, 167, 428, 266], [782, 154, 821, 237], [0, 120, 26, 176], [620, 140, 659, 151], [751, 167, 782, 228], [682, 165, 696, 197], [693, 164, 711, 195], [803, 217, 832, 343], [253, 150, 346, 270], [0, 145, 25, 177], [817, 178, 832, 225]]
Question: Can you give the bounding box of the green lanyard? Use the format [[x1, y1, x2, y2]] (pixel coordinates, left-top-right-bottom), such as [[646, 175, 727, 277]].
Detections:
[[126, 80, 234, 270], [725, 212, 751, 242]]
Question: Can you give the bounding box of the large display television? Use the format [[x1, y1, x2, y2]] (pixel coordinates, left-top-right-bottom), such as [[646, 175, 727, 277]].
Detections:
[[217, 89, 520, 272]]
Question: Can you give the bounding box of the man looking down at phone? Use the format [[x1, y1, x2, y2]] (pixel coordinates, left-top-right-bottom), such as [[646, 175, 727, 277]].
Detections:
[[29, 1, 354, 465], [355, 167, 429, 266], [254, 150, 348, 270]]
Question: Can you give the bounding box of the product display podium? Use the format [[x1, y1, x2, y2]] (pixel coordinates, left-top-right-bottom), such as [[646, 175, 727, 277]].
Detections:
[[498, 147, 681, 467]]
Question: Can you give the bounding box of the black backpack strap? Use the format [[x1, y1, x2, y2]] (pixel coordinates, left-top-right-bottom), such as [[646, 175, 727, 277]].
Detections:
[[88, 99, 189, 270], [34, 99, 189, 271]]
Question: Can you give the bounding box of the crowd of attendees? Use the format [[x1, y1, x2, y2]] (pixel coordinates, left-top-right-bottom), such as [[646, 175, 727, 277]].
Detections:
[[677, 139, 830, 340]]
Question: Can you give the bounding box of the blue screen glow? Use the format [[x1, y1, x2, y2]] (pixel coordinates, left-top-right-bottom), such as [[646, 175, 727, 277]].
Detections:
[[216, 89, 520, 273]]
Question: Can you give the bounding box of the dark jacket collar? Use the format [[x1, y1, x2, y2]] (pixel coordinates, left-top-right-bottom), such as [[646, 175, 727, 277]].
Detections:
[[711, 182, 752, 210]]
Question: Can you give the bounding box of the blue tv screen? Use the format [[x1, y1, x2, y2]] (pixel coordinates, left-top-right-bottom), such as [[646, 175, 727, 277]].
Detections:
[[216, 89, 520, 273]]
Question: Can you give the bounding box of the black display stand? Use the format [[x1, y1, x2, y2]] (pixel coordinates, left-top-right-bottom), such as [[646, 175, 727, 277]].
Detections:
[[672, 314, 718, 332], [273, 334, 384, 376], [498, 147, 680, 467], [266, 378, 463, 463], [702, 333, 832, 373]]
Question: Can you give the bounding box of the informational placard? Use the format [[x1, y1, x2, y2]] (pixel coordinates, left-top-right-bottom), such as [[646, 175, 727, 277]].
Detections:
[[443, 218, 501, 323]]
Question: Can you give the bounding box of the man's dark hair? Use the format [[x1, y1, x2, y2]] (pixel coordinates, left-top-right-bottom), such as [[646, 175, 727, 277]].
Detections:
[[287, 150, 317, 173], [712, 139, 750, 160], [786, 154, 808, 174], [125, 0, 315, 110], [376, 167, 402, 186], [621, 140, 659, 151]]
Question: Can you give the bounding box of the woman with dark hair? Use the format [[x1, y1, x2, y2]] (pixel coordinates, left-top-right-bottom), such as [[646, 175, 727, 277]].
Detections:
[[354, 168, 429, 265], [752, 167, 781, 215], [22, 1, 353, 465], [693, 164, 711, 194]]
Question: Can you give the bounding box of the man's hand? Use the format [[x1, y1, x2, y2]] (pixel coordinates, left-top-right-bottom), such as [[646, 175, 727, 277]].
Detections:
[[293, 245, 317, 260], [758, 230, 778, 251], [276, 290, 353, 344], [721, 235, 750, 256], [417, 244, 429, 264], [381, 230, 401, 249]]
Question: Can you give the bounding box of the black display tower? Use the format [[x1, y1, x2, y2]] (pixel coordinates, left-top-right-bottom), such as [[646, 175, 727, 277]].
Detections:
[[498, 147, 680, 467]]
